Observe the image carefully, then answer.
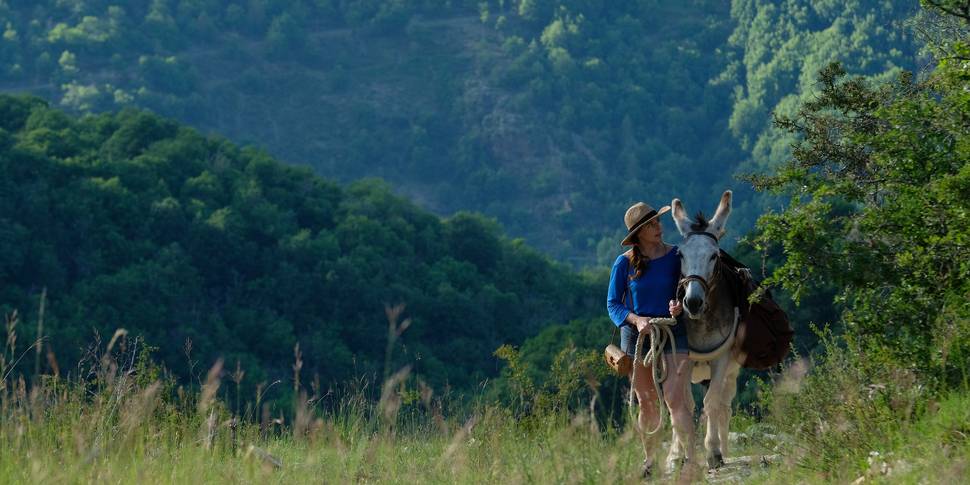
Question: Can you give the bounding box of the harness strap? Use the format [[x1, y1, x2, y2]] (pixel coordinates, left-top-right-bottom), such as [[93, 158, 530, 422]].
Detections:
[[678, 231, 721, 299], [688, 307, 740, 362], [679, 274, 710, 296], [686, 231, 718, 242]]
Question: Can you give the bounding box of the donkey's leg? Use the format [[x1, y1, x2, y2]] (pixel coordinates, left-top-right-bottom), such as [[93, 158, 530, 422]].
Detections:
[[717, 360, 741, 460], [703, 357, 730, 469], [663, 354, 696, 471]]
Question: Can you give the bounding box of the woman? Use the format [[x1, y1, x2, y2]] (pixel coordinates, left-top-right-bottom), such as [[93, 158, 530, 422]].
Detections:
[[606, 202, 694, 477]]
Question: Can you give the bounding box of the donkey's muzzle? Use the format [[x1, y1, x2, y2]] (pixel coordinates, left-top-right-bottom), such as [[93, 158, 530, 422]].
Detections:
[[684, 295, 704, 315]]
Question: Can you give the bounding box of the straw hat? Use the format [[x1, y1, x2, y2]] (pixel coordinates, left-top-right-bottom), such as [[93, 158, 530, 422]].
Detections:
[[620, 202, 671, 246]]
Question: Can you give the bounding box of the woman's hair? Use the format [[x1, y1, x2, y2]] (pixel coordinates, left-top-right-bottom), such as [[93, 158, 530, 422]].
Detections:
[[628, 244, 649, 280]]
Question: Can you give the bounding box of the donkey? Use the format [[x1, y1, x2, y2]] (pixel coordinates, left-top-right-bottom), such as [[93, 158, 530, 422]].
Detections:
[[669, 190, 742, 470]]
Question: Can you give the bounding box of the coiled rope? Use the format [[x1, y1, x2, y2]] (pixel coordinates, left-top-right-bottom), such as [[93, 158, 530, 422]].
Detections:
[[629, 317, 679, 435]]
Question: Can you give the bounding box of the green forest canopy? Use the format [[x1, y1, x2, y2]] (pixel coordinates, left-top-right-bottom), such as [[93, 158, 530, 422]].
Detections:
[[497, 1, 969, 407], [0, 94, 601, 395], [1, 0, 958, 409], [0, 0, 920, 267]]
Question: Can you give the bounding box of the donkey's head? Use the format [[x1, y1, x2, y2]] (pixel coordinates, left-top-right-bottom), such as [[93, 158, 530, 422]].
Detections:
[[671, 190, 732, 319]]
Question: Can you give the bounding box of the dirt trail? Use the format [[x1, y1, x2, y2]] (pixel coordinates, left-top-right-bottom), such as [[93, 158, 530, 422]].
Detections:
[[704, 454, 781, 483]]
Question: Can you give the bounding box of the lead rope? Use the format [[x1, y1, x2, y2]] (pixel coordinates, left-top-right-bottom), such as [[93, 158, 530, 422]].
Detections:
[[629, 316, 679, 435]]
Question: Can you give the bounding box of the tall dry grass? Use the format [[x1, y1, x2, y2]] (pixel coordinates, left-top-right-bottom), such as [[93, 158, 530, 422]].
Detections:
[[0, 311, 659, 483], [0, 304, 661, 483], [2, 305, 966, 484]]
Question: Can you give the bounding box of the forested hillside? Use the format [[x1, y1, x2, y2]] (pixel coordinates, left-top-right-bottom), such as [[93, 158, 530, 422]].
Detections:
[[495, 3, 969, 477], [722, 0, 918, 169], [0, 94, 600, 393], [0, 2, 967, 482], [0, 0, 919, 266]]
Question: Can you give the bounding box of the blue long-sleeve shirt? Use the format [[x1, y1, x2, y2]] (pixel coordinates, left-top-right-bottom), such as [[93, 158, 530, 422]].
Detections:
[[607, 247, 680, 327]]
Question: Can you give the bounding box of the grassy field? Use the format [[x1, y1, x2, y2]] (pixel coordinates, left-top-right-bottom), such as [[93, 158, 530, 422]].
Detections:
[[2, 335, 967, 485], [1, 312, 967, 484]]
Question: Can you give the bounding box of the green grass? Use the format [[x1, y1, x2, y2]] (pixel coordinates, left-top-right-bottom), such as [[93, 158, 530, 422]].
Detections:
[[2, 334, 967, 483], [747, 391, 970, 484], [6, 376, 963, 484], [0, 379, 653, 483]]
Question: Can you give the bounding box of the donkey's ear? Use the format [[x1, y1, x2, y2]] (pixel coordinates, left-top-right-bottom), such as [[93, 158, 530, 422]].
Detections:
[[671, 198, 691, 236], [707, 190, 732, 238]]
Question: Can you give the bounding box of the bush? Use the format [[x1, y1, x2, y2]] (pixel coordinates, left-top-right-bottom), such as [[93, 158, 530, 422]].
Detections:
[[765, 329, 929, 479]]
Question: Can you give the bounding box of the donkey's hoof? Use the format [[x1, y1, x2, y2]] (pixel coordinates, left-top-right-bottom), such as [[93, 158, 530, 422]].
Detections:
[[640, 460, 653, 479], [666, 457, 688, 474], [707, 453, 724, 470]]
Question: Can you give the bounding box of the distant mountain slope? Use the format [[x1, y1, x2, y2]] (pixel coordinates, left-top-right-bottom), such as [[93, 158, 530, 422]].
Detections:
[[721, 0, 919, 172], [0, 94, 600, 391], [0, 1, 918, 268]]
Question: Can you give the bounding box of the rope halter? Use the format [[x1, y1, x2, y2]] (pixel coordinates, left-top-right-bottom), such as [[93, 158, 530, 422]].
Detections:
[[677, 231, 721, 309]]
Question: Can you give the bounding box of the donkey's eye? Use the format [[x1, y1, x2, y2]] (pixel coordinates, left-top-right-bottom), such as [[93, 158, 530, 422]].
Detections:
[[709, 254, 717, 261]]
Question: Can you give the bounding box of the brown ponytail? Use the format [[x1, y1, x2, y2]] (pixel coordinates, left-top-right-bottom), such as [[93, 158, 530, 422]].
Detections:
[[627, 246, 649, 280]]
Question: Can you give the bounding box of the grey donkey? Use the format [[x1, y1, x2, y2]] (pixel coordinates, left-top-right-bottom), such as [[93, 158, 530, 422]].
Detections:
[[670, 190, 743, 470]]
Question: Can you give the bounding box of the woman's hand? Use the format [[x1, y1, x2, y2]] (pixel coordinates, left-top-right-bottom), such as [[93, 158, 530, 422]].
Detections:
[[669, 299, 683, 317], [634, 315, 652, 333]]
